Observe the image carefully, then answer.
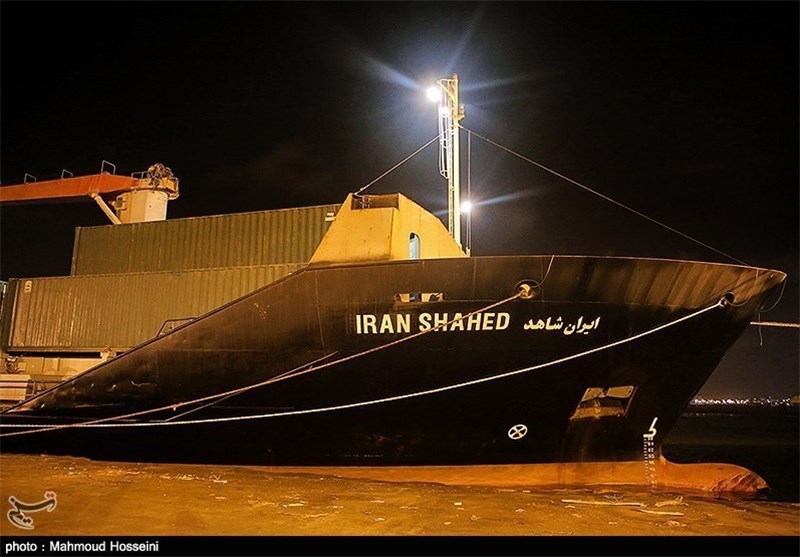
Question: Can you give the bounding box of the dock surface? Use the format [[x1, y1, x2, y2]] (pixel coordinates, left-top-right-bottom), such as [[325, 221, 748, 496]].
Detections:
[[1, 454, 798, 536]]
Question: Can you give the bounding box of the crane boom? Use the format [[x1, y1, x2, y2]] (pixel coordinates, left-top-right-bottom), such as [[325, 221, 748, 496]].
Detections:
[[0, 173, 140, 205], [0, 164, 179, 224]]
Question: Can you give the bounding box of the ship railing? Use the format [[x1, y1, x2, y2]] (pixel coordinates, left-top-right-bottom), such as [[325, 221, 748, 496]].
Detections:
[[157, 317, 197, 336]]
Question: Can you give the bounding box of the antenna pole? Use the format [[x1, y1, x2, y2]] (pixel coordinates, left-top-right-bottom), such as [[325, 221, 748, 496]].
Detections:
[[435, 74, 465, 247]]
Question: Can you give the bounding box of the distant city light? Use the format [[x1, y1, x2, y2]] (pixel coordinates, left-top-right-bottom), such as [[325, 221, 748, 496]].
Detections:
[[426, 86, 441, 103], [461, 200, 472, 213], [690, 396, 795, 407]]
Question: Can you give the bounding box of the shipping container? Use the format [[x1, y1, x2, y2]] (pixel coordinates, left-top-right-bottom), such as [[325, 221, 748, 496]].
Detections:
[[0, 280, 12, 354], [1, 263, 305, 353], [71, 204, 340, 275]]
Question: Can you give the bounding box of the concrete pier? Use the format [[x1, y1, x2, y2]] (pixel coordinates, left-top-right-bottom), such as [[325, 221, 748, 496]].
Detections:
[[1, 454, 796, 536]]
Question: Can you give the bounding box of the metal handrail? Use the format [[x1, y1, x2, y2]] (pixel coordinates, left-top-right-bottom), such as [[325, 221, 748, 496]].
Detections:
[[157, 317, 197, 336], [100, 160, 116, 175]]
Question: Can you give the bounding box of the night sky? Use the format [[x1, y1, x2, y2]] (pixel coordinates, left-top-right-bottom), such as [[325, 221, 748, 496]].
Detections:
[[1, 2, 797, 398]]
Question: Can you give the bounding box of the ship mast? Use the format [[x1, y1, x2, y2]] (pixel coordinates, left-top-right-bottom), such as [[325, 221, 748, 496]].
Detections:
[[432, 74, 465, 248]]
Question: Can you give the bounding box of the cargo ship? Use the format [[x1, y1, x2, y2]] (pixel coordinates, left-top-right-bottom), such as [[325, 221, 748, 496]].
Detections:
[[0, 77, 786, 476]]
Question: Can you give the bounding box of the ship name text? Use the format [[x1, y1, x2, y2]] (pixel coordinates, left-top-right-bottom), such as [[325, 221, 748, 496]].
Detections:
[[524, 316, 601, 335], [354, 312, 510, 334]]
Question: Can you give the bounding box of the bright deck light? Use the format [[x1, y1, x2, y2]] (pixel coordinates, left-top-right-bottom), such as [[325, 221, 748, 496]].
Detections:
[[461, 200, 472, 213], [426, 86, 441, 102]]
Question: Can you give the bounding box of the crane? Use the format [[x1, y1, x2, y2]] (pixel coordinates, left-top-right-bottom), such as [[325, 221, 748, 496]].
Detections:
[[0, 162, 179, 224]]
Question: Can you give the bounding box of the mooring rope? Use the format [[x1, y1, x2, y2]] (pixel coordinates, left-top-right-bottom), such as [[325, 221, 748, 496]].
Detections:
[[461, 126, 749, 267], [750, 321, 800, 328], [0, 298, 726, 435], [759, 280, 787, 313], [161, 350, 342, 423]]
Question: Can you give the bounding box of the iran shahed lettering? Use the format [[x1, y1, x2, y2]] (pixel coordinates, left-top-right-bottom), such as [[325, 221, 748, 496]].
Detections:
[[354, 312, 510, 334]]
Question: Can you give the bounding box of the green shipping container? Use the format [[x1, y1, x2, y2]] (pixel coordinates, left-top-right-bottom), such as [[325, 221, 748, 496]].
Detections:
[[2, 263, 304, 353], [71, 204, 340, 275]]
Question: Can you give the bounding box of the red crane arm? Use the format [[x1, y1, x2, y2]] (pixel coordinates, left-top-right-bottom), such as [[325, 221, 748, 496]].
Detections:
[[0, 174, 139, 205]]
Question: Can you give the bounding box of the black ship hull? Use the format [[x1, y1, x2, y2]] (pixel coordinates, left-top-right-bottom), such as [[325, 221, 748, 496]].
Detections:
[[0, 256, 785, 466]]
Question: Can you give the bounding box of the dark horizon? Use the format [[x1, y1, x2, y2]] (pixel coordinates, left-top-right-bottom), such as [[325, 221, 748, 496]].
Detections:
[[1, 1, 797, 398]]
